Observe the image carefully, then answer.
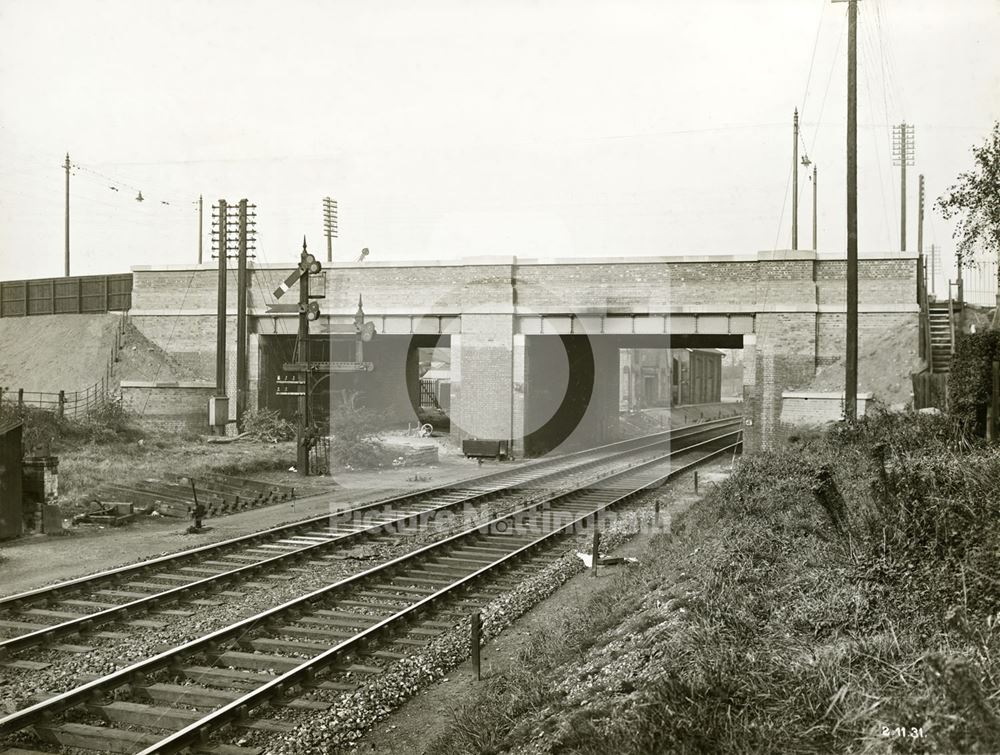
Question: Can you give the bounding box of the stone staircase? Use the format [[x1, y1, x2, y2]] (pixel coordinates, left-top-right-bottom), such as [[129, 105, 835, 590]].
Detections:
[[928, 301, 954, 373]]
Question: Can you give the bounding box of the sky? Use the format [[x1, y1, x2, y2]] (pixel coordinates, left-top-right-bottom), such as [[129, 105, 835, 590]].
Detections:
[[0, 0, 997, 292]]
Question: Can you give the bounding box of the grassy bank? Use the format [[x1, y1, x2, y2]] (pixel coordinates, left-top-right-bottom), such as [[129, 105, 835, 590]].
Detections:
[[431, 412, 1000, 754], [0, 401, 295, 510]]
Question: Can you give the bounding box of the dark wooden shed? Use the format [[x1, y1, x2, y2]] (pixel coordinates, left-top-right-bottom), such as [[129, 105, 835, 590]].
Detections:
[[0, 420, 23, 539]]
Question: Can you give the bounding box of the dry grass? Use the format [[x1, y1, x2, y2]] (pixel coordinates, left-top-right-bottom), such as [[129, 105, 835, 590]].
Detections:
[[430, 411, 1000, 754], [0, 400, 296, 510], [56, 437, 294, 509]]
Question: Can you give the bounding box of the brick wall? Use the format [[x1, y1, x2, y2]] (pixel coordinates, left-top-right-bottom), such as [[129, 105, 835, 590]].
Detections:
[[780, 392, 875, 426], [816, 258, 917, 307], [121, 381, 214, 433], [131, 253, 917, 452], [746, 312, 817, 452]]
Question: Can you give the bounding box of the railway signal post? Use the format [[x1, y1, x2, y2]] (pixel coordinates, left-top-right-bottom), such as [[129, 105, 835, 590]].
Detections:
[[271, 239, 378, 476]]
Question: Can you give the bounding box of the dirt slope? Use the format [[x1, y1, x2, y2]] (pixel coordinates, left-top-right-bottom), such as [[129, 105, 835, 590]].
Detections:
[[796, 325, 925, 407], [115, 320, 204, 384], [0, 314, 203, 396], [0, 313, 121, 394]]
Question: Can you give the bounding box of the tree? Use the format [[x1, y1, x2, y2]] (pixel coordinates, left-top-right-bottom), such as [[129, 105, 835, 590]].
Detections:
[[936, 121, 1000, 329]]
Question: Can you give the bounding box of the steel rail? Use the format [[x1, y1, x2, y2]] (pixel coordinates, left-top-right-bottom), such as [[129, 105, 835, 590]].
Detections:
[[0, 416, 737, 611], [0, 426, 739, 743], [0, 419, 739, 655], [139, 433, 741, 755]]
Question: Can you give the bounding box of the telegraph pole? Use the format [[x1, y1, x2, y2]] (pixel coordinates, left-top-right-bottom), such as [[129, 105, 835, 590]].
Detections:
[[323, 197, 338, 263], [917, 174, 924, 256], [917, 174, 925, 293], [236, 200, 249, 432], [213, 200, 229, 402], [812, 164, 818, 251], [792, 109, 799, 251], [64, 153, 71, 277], [892, 122, 915, 252], [835, 0, 859, 421], [198, 195, 204, 265]]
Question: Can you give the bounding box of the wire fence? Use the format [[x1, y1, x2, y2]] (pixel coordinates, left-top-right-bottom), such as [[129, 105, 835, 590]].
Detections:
[[0, 312, 129, 419], [962, 255, 999, 308]]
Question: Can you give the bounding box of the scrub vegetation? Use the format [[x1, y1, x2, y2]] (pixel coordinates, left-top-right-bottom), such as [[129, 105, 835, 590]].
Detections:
[[431, 410, 1000, 754], [0, 399, 294, 511]]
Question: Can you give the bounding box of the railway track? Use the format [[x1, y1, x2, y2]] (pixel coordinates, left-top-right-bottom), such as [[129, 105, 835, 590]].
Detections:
[[0, 418, 739, 658], [0, 420, 740, 754]]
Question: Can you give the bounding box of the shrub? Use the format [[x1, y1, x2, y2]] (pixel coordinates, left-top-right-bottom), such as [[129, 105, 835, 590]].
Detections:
[[949, 329, 1000, 434], [329, 407, 387, 469], [826, 404, 974, 456], [0, 397, 140, 452], [241, 408, 295, 442], [75, 396, 141, 444]]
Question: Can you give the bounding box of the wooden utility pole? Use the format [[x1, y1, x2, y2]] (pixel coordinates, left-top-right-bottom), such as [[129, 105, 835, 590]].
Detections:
[[917, 175, 924, 257], [893, 122, 915, 252], [214, 200, 229, 400], [64, 153, 71, 277], [792, 109, 799, 251], [198, 195, 204, 265], [812, 164, 818, 250], [235, 200, 249, 432], [842, 0, 859, 420], [323, 197, 338, 263]]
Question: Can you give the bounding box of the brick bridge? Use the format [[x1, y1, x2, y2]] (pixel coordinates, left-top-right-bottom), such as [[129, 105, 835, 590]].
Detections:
[[129, 251, 917, 454]]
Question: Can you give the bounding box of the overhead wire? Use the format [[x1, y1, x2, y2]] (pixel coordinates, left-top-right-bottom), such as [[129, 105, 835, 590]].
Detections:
[[771, 0, 827, 251], [756, 0, 833, 447], [859, 11, 896, 252]]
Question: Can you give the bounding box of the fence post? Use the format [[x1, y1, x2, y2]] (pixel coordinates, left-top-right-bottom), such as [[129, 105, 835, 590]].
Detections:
[[591, 527, 601, 577], [58, 390, 65, 419], [470, 611, 481, 682], [77, 277, 83, 314], [991, 360, 1000, 443], [18, 388, 23, 408]]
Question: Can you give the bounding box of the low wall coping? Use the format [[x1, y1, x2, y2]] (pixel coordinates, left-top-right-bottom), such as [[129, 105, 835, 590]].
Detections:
[[131, 250, 918, 273], [782, 391, 875, 400], [120, 381, 215, 389]]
